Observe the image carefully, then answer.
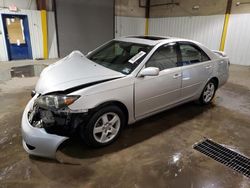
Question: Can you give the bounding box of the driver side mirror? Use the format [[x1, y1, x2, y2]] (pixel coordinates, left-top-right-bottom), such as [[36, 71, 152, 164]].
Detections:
[[139, 67, 160, 77]]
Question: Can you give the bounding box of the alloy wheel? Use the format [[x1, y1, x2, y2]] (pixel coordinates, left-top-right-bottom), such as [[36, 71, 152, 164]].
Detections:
[[93, 112, 121, 143], [203, 82, 215, 103]]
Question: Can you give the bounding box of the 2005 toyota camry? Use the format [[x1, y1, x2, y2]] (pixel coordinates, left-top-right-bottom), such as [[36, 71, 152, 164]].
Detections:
[[22, 36, 229, 158]]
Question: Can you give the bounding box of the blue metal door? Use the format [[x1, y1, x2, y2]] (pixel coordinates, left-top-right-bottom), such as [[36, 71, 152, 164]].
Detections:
[[2, 14, 32, 60]]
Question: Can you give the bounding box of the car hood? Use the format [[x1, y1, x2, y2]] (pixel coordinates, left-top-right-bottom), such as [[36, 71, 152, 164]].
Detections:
[[35, 51, 125, 94]]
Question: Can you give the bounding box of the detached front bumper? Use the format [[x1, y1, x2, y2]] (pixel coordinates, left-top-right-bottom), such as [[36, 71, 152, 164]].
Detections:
[[21, 95, 69, 159]]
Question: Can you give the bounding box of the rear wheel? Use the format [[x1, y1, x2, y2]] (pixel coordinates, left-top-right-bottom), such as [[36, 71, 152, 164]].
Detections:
[[199, 80, 216, 105], [81, 105, 125, 147]]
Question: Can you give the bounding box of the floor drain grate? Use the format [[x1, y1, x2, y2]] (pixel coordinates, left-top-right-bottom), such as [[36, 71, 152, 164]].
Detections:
[[193, 139, 250, 178]]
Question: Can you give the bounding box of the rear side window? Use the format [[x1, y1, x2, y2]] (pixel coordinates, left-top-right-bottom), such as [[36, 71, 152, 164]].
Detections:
[[146, 43, 178, 71], [179, 43, 210, 65]]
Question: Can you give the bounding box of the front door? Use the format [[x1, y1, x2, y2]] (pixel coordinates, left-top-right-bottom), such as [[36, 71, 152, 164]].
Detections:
[[2, 14, 32, 60], [135, 43, 182, 118]]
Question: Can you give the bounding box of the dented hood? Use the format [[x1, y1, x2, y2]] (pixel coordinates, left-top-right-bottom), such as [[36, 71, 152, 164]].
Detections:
[[35, 51, 125, 94]]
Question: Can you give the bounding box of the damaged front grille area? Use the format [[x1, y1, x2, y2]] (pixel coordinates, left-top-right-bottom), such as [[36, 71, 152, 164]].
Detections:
[[28, 105, 88, 136]]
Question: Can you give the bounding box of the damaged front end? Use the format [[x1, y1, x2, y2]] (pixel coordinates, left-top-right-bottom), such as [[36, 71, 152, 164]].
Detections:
[[28, 103, 87, 136], [29, 93, 87, 134], [22, 93, 88, 159]]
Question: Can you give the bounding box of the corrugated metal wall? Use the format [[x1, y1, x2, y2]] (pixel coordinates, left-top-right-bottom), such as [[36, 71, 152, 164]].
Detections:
[[107, 14, 250, 66], [0, 9, 58, 61], [149, 15, 225, 50], [47, 11, 58, 59], [225, 14, 250, 65], [27, 10, 44, 59], [115, 15, 224, 50], [115, 16, 145, 38]]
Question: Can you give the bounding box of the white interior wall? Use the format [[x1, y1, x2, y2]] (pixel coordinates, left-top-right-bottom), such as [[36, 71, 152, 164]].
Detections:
[[115, 16, 145, 38], [0, 36, 6, 61], [47, 11, 58, 59], [224, 14, 250, 66], [149, 15, 225, 50], [26, 10, 43, 59], [115, 15, 224, 50], [115, 14, 250, 66], [0, 10, 8, 61]]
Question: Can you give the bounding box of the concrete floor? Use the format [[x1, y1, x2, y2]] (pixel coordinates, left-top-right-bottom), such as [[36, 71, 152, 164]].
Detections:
[[0, 64, 249, 188]]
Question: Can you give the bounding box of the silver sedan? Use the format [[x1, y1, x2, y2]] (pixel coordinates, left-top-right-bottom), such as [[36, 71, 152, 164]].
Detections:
[[22, 36, 229, 158]]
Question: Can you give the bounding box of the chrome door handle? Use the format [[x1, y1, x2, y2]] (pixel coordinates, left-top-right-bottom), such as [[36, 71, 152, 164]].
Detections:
[[173, 73, 181, 79]]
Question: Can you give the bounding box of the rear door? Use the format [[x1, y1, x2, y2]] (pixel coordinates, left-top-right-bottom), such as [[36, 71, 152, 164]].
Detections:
[[178, 42, 212, 100], [134, 43, 182, 118]]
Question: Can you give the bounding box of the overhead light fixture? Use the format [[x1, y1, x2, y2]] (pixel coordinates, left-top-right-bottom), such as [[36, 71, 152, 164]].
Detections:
[[192, 5, 200, 10], [236, 1, 250, 6]]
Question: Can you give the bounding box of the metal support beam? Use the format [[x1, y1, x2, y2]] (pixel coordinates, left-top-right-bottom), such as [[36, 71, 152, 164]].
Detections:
[[145, 0, 150, 35], [36, 0, 47, 10], [220, 0, 232, 51], [145, 0, 150, 18], [37, 0, 48, 59]]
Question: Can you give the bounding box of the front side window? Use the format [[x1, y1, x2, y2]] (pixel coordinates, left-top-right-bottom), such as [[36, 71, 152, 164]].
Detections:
[[146, 43, 178, 71], [87, 41, 152, 75], [179, 43, 210, 65]]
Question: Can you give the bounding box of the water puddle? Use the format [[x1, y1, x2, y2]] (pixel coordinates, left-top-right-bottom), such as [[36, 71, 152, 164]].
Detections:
[[10, 65, 47, 78]]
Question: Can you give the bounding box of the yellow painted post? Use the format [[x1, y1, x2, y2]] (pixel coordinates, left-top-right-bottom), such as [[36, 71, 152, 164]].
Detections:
[[219, 13, 230, 51], [219, 0, 232, 51], [145, 18, 149, 35], [41, 10, 48, 59]]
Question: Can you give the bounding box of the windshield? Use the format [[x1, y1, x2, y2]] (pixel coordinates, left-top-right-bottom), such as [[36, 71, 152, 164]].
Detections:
[[87, 41, 152, 74]]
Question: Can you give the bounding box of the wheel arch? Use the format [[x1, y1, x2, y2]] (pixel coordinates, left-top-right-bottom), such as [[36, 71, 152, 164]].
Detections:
[[90, 100, 129, 124], [210, 77, 219, 89]]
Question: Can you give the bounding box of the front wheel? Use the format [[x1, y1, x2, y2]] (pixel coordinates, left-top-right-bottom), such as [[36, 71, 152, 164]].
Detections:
[[199, 80, 216, 105], [81, 105, 126, 147]]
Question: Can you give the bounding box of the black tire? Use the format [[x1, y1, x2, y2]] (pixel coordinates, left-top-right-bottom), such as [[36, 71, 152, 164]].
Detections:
[[80, 105, 126, 147], [199, 80, 217, 105]]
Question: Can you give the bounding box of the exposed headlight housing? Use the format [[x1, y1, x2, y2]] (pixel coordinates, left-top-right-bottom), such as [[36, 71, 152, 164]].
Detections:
[[35, 95, 80, 110]]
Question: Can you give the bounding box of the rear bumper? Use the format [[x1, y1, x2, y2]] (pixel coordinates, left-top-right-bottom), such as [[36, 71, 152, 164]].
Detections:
[[21, 95, 68, 159]]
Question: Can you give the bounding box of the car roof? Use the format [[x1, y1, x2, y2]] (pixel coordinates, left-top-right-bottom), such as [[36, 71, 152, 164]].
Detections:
[[115, 35, 188, 46]]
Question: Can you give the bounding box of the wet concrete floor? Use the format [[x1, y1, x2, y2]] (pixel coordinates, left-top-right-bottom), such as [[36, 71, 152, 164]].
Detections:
[[10, 65, 47, 78], [0, 65, 249, 188]]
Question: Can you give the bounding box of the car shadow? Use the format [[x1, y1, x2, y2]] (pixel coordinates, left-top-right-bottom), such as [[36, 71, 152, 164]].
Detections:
[[57, 102, 214, 160]]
